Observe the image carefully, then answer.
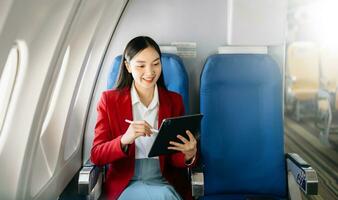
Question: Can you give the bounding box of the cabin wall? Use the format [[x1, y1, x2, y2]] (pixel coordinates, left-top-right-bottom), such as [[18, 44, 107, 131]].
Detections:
[[0, 0, 127, 199]]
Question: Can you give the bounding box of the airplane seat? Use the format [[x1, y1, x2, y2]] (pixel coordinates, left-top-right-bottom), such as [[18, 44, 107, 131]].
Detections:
[[286, 42, 320, 121], [319, 47, 338, 94], [316, 47, 338, 145], [200, 54, 286, 199], [78, 53, 190, 200], [107, 53, 189, 111], [197, 53, 318, 200]]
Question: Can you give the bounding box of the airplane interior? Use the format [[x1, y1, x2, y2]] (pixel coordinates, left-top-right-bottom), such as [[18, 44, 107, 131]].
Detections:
[[0, 0, 337, 200]]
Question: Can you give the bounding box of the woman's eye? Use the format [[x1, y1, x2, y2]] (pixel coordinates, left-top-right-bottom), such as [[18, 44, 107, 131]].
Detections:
[[153, 62, 160, 66], [136, 65, 145, 68]]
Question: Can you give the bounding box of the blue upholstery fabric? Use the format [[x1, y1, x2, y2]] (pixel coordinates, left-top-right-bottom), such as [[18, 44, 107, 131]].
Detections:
[[201, 194, 285, 200], [107, 55, 122, 90], [107, 53, 189, 112], [200, 54, 287, 198]]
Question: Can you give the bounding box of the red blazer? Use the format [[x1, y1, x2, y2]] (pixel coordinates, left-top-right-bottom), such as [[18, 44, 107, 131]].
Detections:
[[91, 87, 195, 200]]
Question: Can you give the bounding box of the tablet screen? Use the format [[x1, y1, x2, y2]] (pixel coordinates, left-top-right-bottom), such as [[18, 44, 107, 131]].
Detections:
[[148, 114, 203, 157]]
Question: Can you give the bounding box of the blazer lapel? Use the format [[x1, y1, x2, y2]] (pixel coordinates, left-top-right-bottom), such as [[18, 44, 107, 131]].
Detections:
[[158, 87, 172, 127], [158, 87, 172, 172], [116, 87, 135, 156], [117, 87, 133, 122]]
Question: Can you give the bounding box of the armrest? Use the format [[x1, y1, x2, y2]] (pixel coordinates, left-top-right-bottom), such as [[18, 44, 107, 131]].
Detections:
[[78, 159, 105, 200], [190, 166, 204, 198], [286, 153, 318, 196]]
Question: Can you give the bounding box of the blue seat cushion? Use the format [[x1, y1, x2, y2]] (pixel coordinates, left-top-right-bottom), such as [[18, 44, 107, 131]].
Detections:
[[200, 54, 287, 198], [201, 194, 286, 200]]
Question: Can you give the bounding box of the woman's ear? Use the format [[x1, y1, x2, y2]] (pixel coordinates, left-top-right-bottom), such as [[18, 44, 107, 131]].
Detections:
[[124, 60, 132, 73]]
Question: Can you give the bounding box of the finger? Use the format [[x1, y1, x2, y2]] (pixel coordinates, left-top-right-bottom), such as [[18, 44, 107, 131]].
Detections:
[[177, 134, 189, 144], [186, 130, 196, 142], [140, 120, 155, 132], [134, 122, 153, 132], [169, 141, 185, 148], [167, 146, 184, 151], [144, 128, 153, 136], [145, 130, 152, 136], [135, 131, 146, 137], [133, 125, 151, 135], [133, 125, 152, 134], [142, 120, 153, 128], [134, 125, 150, 132], [135, 129, 152, 137], [143, 126, 153, 136], [132, 123, 149, 129]]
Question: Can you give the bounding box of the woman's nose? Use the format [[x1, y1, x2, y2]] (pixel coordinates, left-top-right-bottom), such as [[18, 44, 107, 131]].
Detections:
[[144, 66, 155, 75]]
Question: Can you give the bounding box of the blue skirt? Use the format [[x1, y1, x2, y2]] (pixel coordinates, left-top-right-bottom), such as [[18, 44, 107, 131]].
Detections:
[[118, 159, 182, 200]]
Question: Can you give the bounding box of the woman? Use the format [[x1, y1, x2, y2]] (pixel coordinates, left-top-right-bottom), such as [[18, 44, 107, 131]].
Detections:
[[91, 36, 197, 200]]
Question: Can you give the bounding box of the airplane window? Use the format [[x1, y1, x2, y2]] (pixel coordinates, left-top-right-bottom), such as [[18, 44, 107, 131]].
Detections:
[[40, 46, 70, 173], [63, 49, 93, 161], [285, 0, 338, 199], [0, 46, 19, 134]]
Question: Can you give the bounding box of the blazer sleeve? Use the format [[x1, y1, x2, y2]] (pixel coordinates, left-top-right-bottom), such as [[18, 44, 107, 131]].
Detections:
[[168, 94, 197, 168], [90, 92, 128, 165]]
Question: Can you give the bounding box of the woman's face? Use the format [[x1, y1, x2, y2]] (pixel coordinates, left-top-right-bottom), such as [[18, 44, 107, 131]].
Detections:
[[125, 47, 162, 92]]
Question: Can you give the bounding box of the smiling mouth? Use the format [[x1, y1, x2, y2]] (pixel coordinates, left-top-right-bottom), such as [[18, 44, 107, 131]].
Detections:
[[143, 77, 155, 83]]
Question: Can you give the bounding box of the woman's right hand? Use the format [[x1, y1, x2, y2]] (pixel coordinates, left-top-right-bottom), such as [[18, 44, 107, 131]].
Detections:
[[120, 120, 153, 145]]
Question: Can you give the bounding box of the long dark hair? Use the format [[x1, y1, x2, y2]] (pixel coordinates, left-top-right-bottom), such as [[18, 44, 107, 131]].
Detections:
[[115, 36, 167, 90]]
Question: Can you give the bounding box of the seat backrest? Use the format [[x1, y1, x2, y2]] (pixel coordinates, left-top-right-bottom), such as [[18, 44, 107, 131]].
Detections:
[[107, 53, 189, 112], [320, 47, 338, 93], [287, 42, 320, 99], [200, 54, 286, 198]]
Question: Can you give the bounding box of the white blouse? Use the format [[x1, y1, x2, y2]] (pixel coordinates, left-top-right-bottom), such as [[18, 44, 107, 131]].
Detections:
[[131, 82, 159, 159]]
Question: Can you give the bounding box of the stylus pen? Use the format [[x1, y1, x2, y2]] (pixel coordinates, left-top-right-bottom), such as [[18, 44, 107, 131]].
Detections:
[[125, 119, 159, 133]]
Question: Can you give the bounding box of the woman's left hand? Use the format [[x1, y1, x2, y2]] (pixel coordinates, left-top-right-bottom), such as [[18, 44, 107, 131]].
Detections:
[[168, 130, 197, 161]]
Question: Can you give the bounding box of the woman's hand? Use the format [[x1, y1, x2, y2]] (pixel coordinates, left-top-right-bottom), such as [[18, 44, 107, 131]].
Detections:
[[168, 130, 197, 161], [121, 120, 153, 145]]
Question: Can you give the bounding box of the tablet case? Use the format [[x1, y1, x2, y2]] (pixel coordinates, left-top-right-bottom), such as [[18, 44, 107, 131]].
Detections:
[[148, 114, 203, 157]]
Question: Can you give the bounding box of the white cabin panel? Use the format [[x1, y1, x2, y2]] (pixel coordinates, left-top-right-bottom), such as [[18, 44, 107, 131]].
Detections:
[[227, 0, 287, 45]]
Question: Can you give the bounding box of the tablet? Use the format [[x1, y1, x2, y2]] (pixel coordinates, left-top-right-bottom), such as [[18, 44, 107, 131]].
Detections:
[[148, 114, 203, 157]]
